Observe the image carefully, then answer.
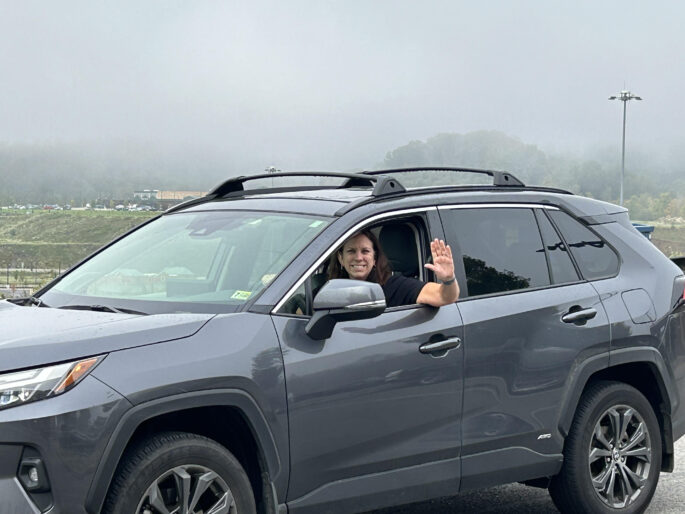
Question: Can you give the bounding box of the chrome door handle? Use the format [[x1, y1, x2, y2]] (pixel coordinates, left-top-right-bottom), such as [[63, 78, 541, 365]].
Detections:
[[419, 337, 462, 354], [561, 307, 597, 324]]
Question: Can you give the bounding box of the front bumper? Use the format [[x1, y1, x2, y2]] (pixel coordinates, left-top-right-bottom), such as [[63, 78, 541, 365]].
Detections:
[[0, 375, 131, 513]]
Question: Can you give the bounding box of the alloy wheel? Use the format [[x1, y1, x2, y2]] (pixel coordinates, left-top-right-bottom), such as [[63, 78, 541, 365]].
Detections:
[[589, 404, 652, 508], [136, 464, 236, 514]]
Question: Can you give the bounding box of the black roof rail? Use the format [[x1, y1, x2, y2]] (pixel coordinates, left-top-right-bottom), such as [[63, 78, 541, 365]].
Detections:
[[165, 171, 406, 213], [362, 166, 525, 187], [166, 168, 539, 215], [209, 171, 407, 197], [165, 195, 216, 213]]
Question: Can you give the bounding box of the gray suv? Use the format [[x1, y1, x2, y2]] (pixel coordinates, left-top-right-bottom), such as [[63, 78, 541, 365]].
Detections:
[[2, 168, 685, 514]]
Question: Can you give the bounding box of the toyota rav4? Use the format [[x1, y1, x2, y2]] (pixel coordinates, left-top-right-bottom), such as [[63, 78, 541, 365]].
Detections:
[[2, 167, 684, 514]]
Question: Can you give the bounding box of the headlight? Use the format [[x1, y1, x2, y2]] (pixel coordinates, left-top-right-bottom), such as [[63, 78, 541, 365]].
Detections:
[[0, 356, 104, 411]]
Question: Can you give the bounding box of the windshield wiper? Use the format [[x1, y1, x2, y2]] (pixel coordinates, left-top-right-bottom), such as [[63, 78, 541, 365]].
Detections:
[[8, 296, 51, 308], [58, 304, 148, 316]]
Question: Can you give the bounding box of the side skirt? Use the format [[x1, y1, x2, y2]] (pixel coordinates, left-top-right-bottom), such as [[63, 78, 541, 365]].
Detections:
[[460, 447, 562, 492], [287, 457, 460, 514]]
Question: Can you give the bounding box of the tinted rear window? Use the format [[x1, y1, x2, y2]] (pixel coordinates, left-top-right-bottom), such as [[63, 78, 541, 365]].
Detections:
[[548, 210, 619, 280], [442, 207, 550, 297], [535, 210, 580, 284]]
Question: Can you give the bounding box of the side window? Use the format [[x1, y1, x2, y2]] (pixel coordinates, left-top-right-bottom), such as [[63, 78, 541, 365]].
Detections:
[[442, 207, 550, 297], [277, 216, 429, 315], [548, 210, 619, 280], [535, 210, 580, 284]]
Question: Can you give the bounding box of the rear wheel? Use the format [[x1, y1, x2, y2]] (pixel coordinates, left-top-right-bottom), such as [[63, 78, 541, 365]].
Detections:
[[549, 381, 661, 514], [103, 431, 256, 514]]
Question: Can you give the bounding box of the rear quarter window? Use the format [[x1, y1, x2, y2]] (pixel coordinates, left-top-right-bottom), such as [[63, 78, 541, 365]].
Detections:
[[535, 210, 580, 284], [548, 210, 619, 280]]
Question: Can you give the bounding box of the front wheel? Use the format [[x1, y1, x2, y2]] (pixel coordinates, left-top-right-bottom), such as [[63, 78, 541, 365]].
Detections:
[[103, 431, 256, 514], [549, 381, 662, 514]]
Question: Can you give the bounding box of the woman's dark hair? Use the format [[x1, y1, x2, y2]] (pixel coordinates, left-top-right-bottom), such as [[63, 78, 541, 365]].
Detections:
[[327, 228, 392, 285]]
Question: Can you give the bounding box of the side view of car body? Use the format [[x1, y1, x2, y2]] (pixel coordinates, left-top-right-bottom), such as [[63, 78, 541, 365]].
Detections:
[[1, 167, 684, 514]]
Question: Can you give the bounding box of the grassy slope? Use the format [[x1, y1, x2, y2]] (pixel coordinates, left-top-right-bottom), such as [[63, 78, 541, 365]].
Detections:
[[651, 223, 685, 258], [0, 210, 156, 267]]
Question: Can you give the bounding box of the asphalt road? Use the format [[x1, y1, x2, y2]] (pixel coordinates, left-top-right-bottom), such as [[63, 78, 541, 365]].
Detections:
[[368, 438, 685, 514]]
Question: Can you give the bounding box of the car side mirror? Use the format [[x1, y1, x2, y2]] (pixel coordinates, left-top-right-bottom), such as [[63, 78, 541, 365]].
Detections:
[[305, 279, 386, 340]]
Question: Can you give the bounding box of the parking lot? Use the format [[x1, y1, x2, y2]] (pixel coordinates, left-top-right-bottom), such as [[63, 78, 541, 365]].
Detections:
[[370, 437, 685, 514]]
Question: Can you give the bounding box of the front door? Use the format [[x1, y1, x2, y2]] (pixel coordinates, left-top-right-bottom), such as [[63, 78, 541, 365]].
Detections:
[[273, 293, 463, 513]]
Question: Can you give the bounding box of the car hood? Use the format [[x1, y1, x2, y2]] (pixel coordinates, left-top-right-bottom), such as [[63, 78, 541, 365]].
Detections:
[[0, 300, 214, 373]]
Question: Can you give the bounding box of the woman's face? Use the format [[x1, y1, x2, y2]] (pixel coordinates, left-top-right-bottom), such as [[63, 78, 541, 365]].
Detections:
[[338, 233, 376, 281]]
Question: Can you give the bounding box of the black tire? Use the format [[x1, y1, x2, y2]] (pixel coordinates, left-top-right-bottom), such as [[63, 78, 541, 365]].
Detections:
[[103, 431, 256, 514], [549, 381, 662, 514]]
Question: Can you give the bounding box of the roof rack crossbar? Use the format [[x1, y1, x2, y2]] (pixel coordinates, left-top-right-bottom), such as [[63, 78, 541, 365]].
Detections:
[[362, 167, 525, 187], [209, 171, 406, 198]]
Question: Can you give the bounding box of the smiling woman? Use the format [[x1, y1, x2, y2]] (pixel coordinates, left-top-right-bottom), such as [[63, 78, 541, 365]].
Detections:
[[328, 229, 391, 284], [326, 228, 459, 308]]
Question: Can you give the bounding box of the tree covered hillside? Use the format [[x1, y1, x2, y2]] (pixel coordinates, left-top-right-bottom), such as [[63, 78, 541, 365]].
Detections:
[[381, 131, 685, 221]]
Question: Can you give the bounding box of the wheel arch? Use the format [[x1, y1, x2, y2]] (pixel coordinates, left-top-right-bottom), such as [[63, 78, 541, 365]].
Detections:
[[85, 389, 281, 514], [558, 348, 676, 472]]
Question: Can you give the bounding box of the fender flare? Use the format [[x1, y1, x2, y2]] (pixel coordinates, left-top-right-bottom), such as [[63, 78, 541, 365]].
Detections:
[[610, 346, 677, 413], [558, 347, 676, 437], [85, 389, 281, 514]]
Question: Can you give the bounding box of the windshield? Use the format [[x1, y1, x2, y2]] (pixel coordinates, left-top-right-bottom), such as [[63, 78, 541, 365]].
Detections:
[[41, 210, 330, 314]]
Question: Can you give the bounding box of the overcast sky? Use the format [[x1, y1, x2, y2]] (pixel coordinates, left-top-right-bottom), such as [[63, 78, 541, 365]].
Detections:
[[0, 0, 682, 173]]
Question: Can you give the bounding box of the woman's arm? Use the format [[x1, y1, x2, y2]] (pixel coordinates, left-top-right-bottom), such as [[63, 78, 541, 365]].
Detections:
[[416, 239, 460, 307]]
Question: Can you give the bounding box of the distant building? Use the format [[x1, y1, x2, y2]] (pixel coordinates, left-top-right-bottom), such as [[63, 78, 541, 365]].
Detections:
[[157, 191, 207, 201], [133, 189, 160, 201], [132, 189, 207, 209]]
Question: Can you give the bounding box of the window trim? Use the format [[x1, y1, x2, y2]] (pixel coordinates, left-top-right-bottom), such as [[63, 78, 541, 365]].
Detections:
[[438, 203, 560, 211], [454, 280, 586, 303], [272, 207, 436, 314]]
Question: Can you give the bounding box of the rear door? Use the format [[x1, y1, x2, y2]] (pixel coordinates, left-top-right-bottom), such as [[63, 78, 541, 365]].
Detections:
[[439, 204, 611, 490]]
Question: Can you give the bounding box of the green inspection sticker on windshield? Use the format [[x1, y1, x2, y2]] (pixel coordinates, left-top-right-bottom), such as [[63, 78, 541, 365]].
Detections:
[[231, 290, 252, 300]]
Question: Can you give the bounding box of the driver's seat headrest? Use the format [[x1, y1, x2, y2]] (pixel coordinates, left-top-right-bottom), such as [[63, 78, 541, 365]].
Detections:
[[379, 223, 419, 278]]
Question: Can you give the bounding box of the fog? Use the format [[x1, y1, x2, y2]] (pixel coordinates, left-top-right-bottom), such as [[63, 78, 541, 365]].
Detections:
[[0, 0, 683, 178]]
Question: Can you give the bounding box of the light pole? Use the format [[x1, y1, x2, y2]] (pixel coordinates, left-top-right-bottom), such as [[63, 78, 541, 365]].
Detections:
[[609, 90, 642, 206], [265, 166, 281, 187]]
